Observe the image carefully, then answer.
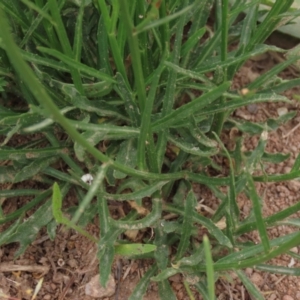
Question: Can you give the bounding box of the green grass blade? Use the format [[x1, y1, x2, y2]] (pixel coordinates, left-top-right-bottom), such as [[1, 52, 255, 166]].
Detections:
[[43, 167, 79, 185], [114, 243, 157, 256], [213, 133, 238, 242], [73, 0, 85, 62], [0, 147, 67, 160], [174, 189, 196, 261], [249, 0, 294, 47], [227, 2, 259, 78], [152, 81, 231, 132], [291, 153, 300, 172], [135, 4, 194, 34], [52, 182, 97, 242], [37, 46, 116, 82], [52, 182, 63, 220], [0, 189, 42, 197], [255, 264, 300, 276], [44, 131, 83, 175], [48, 0, 84, 94], [164, 61, 213, 85], [203, 235, 216, 300], [261, 78, 300, 94], [119, 0, 146, 113], [72, 164, 108, 224], [97, 15, 112, 73], [20, 49, 69, 71], [137, 60, 165, 172], [191, 29, 221, 69], [97, 193, 110, 236], [165, 204, 232, 248], [254, 170, 300, 183], [189, 93, 288, 120], [20, 2, 51, 48], [246, 172, 270, 253], [196, 44, 286, 74], [21, 0, 54, 24], [217, 232, 300, 265], [156, 0, 188, 170], [248, 56, 299, 90], [95, 0, 127, 79], [181, 26, 206, 65], [197, 231, 300, 272]]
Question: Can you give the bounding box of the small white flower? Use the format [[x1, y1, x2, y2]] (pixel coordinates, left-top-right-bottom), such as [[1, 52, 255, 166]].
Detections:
[[81, 173, 94, 185]]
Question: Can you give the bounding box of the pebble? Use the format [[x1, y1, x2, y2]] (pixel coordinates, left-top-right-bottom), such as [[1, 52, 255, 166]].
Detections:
[[277, 107, 288, 116], [67, 258, 78, 268], [268, 293, 277, 300], [250, 272, 263, 286], [169, 274, 181, 283], [85, 274, 116, 298], [245, 268, 253, 276], [282, 295, 294, 300], [247, 104, 258, 114]]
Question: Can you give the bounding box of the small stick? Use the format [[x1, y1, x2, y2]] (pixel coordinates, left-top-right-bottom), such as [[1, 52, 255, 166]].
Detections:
[[0, 264, 49, 274], [283, 122, 300, 138]]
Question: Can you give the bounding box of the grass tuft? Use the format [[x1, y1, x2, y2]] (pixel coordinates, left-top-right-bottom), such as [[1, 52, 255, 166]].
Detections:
[[1, 0, 300, 298]]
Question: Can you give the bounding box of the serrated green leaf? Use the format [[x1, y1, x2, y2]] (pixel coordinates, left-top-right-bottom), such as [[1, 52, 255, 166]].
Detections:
[[74, 131, 106, 162], [113, 139, 137, 179], [62, 85, 127, 120], [0, 200, 53, 257], [116, 72, 140, 126], [14, 156, 57, 183], [158, 280, 177, 300], [100, 180, 168, 201], [187, 93, 289, 127], [151, 267, 180, 282], [99, 244, 115, 287], [167, 134, 218, 157]]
